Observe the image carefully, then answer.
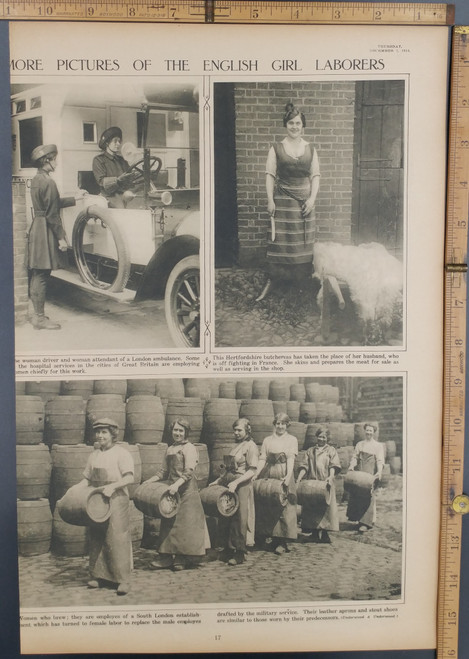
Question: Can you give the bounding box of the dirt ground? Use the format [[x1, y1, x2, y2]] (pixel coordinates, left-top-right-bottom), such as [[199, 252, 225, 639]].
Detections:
[[18, 475, 402, 608], [215, 268, 403, 348]]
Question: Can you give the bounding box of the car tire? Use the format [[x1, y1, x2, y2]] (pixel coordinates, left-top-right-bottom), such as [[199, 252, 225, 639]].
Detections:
[[72, 206, 131, 293], [164, 255, 200, 348]]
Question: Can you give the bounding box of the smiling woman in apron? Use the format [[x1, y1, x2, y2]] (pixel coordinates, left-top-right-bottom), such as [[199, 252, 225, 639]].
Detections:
[[146, 417, 209, 571], [80, 418, 134, 595], [209, 417, 259, 566], [27, 144, 81, 330], [346, 423, 384, 533], [254, 412, 298, 555]]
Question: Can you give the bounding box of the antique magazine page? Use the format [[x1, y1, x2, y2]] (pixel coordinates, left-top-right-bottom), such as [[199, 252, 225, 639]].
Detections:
[[9, 21, 448, 653]]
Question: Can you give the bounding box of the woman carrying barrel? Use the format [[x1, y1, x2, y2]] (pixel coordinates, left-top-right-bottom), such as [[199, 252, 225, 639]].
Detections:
[[296, 426, 341, 544], [81, 418, 134, 595], [254, 412, 298, 555], [209, 417, 258, 566], [346, 422, 384, 532], [145, 417, 208, 571]]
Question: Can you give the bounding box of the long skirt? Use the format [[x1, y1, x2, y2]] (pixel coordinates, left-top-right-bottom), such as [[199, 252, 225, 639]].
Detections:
[[301, 481, 339, 532], [158, 476, 206, 557], [267, 182, 314, 270], [255, 465, 297, 540], [88, 490, 132, 584], [218, 479, 255, 552], [346, 489, 376, 527], [26, 216, 66, 271]]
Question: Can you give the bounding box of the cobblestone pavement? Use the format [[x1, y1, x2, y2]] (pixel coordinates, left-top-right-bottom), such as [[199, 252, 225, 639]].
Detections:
[[18, 480, 402, 608]]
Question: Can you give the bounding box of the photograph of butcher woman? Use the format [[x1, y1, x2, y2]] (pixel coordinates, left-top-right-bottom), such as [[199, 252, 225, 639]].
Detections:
[[256, 102, 320, 302], [26, 143, 83, 330], [296, 426, 341, 544], [92, 126, 136, 208]]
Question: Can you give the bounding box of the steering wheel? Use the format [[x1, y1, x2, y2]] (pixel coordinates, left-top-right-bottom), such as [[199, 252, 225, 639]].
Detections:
[[127, 156, 162, 187]]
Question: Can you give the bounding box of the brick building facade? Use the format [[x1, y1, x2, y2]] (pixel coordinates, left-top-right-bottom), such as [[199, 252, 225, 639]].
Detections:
[[12, 178, 29, 324]]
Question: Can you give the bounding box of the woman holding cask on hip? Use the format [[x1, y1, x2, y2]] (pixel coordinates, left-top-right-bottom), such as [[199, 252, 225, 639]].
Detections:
[[80, 418, 134, 596], [254, 413, 298, 555], [209, 417, 258, 566], [256, 102, 320, 301], [145, 417, 208, 571], [296, 426, 341, 544]]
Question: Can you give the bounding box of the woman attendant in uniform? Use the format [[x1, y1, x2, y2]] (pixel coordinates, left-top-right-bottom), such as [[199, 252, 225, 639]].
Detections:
[[146, 417, 208, 571], [80, 418, 134, 595], [256, 102, 320, 301], [254, 413, 298, 555], [296, 426, 341, 544], [27, 144, 81, 330], [209, 417, 258, 566], [347, 423, 384, 532], [92, 126, 135, 208]]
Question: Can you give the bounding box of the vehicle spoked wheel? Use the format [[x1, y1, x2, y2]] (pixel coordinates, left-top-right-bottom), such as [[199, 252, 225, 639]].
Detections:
[[72, 206, 131, 293], [164, 255, 200, 348]]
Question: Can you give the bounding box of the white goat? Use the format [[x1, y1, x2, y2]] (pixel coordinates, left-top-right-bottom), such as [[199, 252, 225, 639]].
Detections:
[[313, 242, 403, 340]]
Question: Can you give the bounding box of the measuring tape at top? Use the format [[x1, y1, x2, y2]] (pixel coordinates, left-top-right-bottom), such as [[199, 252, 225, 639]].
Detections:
[[0, 1, 454, 23]]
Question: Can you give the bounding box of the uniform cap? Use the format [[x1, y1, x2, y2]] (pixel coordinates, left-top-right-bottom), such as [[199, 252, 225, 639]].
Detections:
[[31, 144, 57, 164], [99, 126, 122, 150], [92, 417, 119, 431]]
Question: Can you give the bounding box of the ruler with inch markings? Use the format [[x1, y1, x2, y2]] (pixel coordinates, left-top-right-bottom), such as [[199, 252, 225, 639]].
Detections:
[[0, 1, 454, 23], [2, 1, 467, 657]]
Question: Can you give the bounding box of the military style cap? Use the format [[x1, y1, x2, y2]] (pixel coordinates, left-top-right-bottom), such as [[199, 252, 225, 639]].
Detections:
[[31, 144, 57, 164], [98, 126, 123, 150], [92, 417, 120, 430]]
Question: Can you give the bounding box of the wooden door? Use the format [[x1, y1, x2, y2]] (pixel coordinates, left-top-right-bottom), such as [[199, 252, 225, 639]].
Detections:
[[352, 81, 404, 258]]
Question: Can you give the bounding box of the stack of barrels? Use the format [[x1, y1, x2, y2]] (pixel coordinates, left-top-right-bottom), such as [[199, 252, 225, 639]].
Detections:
[[16, 377, 401, 557]]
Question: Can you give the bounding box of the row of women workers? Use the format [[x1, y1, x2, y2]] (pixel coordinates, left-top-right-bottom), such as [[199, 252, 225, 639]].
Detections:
[[79, 415, 383, 595]]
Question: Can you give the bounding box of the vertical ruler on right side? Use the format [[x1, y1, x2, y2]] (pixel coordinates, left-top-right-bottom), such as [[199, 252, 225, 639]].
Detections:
[[439, 25, 469, 659]]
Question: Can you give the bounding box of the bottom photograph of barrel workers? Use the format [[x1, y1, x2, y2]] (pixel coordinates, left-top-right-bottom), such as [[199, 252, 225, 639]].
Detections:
[[16, 375, 403, 605]]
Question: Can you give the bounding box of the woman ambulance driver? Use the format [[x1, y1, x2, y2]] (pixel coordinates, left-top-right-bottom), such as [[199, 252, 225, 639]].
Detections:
[[92, 126, 135, 208]]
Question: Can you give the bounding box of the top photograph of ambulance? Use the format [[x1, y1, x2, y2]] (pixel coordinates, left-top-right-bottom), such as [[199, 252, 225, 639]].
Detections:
[[11, 81, 201, 349]]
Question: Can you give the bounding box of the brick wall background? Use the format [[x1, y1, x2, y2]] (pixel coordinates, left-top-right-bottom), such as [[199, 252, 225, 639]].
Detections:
[[12, 177, 29, 323], [232, 81, 356, 267]]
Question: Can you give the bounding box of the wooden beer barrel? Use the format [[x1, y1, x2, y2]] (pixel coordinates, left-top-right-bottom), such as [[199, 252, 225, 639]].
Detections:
[[17, 499, 52, 556], [238, 399, 274, 445], [16, 396, 45, 445], [154, 379, 185, 399], [138, 443, 168, 482], [86, 395, 126, 442], [390, 456, 402, 474], [305, 382, 321, 403], [218, 381, 237, 399], [164, 398, 204, 443], [315, 402, 328, 423], [15, 381, 26, 395], [272, 401, 287, 417], [297, 480, 331, 507], [344, 471, 375, 495], [299, 402, 317, 424], [251, 379, 270, 400], [93, 380, 127, 400], [209, 442, 237, 480], [133, 481, 180, 519], [57, 482, 112, 525], [294, 450, 306, 479], [184, 379, 211, 400], [126, 395, 165, 444], [202, 399, 240, 444], [253, 479, 288, 507], [286, 401, 300, 422], [51, 507, 88, 556], [199, 485, 239, 517], [269, 380, 289, 402], [337, 446, 354, 473], [25, 381, 61, 404], [385, 440, 397, 460], [235, 380, 253, 400], [16, 444, 51, 500], [50, 444, 93, 504], [61, 380, 94, 399], [290, 383, 306, 403], [45, 396, 86, 445], [126, 379, 157, 397]]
